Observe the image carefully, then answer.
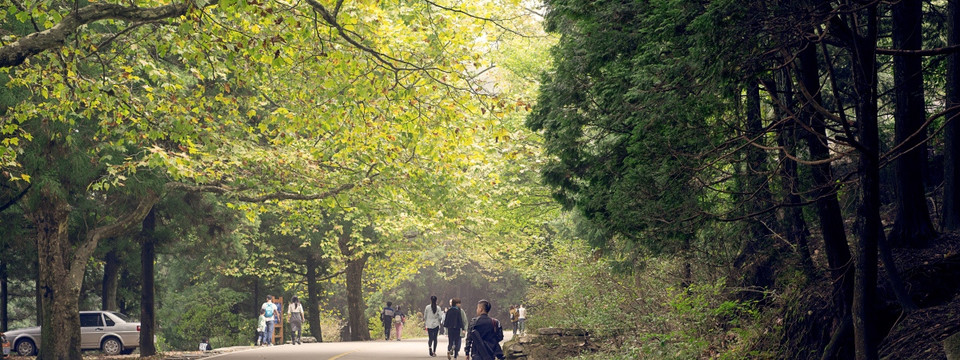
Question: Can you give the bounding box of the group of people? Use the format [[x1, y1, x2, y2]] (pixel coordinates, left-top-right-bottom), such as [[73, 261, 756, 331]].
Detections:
[[382, 297, 522, 360], [507, 304, 527, 336], [256, 294, 305, 346]]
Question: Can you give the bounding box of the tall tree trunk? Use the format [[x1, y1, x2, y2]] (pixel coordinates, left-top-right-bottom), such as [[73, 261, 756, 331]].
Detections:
[[890, 0, 936, 247], [734, 79, 775, 289], [851, 7, 880, 360], [102, 249, 120, 311], [305, 254, 324, 341], [944, 0, 960, 231], [796, 44, 854, 310], [34, 262, 41, 327], [765, 74, 815, 275], [139, 207, 157, 357], [344, 254, 369, 341], [1, 259, 7, 331], [337, 222, 370, 341], [31, 191, 82, 360]]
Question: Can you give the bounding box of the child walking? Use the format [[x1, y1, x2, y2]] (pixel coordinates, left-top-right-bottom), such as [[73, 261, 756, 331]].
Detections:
[[256, 309, 267, 346]]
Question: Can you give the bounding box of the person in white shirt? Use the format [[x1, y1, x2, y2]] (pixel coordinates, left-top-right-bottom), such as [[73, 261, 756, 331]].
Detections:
[[261, 295, 279, 345], [287, 296, 305, 345], [517, 304, 527, 335], [424, 295, 444, 357]]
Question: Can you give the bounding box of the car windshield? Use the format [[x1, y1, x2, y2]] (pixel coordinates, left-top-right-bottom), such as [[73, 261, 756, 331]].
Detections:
[[110, 312, 133, 322]]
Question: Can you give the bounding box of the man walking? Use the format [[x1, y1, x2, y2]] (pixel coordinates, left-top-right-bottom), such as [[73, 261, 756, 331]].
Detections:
[[260, 295, 278, 346], [517, 304, 526, 335], [382, 301, 396, 340], [465, 299, 505, 360], [443, 298, 469, 360], [508, 305, 519, 336]]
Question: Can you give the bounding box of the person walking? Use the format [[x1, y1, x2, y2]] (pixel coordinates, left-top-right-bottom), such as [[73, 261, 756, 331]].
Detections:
[[256, 309, 267, 346], [393, 305, 407, 341], [443, 298, 469, 360], [517, 304, 527, 335], [464, 299, 505, 360], [381, 301, 396, 340], [439, 307, 446, 336], [424, 295, 444, 357], [287, 296, 305, 345], [508, 305, 519, 336], [261, 295, 279, 346]]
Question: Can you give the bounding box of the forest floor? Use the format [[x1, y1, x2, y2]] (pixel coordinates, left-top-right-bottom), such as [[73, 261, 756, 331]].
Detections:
[[878, 232, 960, 359]]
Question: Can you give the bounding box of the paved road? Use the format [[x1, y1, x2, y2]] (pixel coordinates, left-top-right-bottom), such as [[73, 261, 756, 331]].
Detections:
[[207, 334, 515, 360]]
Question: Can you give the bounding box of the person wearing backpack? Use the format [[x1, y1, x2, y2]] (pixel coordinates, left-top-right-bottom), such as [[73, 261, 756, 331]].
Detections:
[[464, 299, 505, 360], [443, 298, 469, 360], [381, 301, 396, 340], [260, 295, 279, 346], [393, 305, 407, 341], [424, 295, 444, 357]]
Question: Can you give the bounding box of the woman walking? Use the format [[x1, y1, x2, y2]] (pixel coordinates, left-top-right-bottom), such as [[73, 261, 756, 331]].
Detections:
[[424, 296, 443, 357], [393, 305, 406, 340], [287, 296, 305, 345]]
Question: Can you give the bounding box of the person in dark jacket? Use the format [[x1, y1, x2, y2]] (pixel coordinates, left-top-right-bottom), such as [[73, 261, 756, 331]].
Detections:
[[382, 301, 396, 340], [465, 299, 505, 360], [443, 298, 469, 359]]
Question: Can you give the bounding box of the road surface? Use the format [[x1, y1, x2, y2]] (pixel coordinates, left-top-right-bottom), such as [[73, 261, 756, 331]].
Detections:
[[206, 334, 515, 360]]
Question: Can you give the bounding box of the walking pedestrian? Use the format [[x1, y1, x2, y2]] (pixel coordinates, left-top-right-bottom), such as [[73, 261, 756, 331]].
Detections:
[[517, 304, 526, 335], [287, 296, 305, 344], [424, 295, 444, 357], [256, 309, 267, 346], [393, 305, 406, 341], [508, 305, 519, 336], [381, 301, 396, 340], [443, 298, 469, 360], [261, 295, 279, 346], [464, 299, 505, 360], [439, 307, 446, 336]]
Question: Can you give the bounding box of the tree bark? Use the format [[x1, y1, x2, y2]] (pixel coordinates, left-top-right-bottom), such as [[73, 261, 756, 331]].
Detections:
[[305, 255, 324, 342], [944, 0, 960, 231], [0, 2, 201, 68], [850, 7, 880, 360], [139, 207, 158, 357], [765, 73, 815, 275], [102, 249, 120, 311], [1, 259, 7, 331], [337, 222, 370, 341], [796, 43, 854, 311], [890, 0, 936, 248]]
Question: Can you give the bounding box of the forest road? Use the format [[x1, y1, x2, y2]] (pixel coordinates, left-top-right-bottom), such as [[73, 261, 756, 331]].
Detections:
[[206, 333, 515, 360]]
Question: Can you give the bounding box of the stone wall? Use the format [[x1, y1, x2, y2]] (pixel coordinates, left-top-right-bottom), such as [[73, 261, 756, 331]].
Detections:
[[503, 328, 598, 360]]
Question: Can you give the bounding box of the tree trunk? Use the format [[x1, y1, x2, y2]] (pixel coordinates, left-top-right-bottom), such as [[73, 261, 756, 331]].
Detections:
[[139, 207, 157, 357], [734, 79, 775, 289], [1, 259, 7, 331], [305, 255, 324, 341], [890, 0, 936, 248], [337, 222, 370, 341], [796, 43, 854, 310], [102, 249, 120, 311], [34, 262, 41, 327], [944, 0, 960, 231], [31, 191, 83, 360], [344, 254, 369, 341], [765, 73, 815, 275], [851, 7, 880, 360]]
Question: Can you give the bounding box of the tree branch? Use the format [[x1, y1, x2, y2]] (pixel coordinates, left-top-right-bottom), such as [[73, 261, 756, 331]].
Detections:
[[164, 182, 356, 202], [0, 1, 210, 68], [70, 191, 160, 285], [876, 44, 960, 56]]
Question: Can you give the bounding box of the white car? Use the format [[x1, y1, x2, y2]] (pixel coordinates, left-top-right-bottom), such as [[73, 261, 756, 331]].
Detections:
[[5, 311, 141, 356]]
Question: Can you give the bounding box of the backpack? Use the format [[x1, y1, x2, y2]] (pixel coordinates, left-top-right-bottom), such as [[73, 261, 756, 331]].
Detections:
[[393, 313, 404, 324], [382, 308, 395, 319], [443, 307, 463, 330], [264, 305, 274, 318]]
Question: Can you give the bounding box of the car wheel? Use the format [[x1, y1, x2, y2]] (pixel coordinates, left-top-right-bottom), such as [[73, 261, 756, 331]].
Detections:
[[101, 337, 123, 356], [15, 339, 36, 356]]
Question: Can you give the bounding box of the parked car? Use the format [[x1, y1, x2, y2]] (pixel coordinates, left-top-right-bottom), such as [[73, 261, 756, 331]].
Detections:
[[1, 332, 10, 357], [4, 311, 140, 356]]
